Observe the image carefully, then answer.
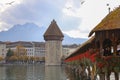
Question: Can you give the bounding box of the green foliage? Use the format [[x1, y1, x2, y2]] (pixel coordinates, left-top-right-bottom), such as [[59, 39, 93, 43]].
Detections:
[[78, 57, 93, 67], [114, 67, 120, 73], [9, 56, 18, 62], [6, 49, 14, 58], [0, 56, 3, 61], [96, 56, 120, 74]]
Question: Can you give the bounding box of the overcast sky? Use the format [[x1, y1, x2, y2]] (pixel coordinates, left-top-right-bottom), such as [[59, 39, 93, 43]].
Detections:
[[0, 0, 120, 38]]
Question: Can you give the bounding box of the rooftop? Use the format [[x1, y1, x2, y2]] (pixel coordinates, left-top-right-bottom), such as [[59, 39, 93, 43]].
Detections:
[[44, 20, 64, 40], [89, 6, 120, 37], [6, 41, 33, 48]]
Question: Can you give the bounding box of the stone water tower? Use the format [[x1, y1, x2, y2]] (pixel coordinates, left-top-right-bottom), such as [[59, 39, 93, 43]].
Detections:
[[43, 20, 64, 66]]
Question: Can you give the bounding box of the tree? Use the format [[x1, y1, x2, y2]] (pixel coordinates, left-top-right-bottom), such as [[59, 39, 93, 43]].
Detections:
[[15, 45, 27, 56], [6, 49, 14, 62], [42, 57, 45, 61], [24, 56, 29, 62], [6, 49, 14, 58], [0, 56, 3, 61], [9, 56, 18, 62], [35, 57, 40, 61]]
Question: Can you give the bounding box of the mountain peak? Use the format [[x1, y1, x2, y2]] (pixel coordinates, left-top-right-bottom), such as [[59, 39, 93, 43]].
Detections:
[[0, 23, 86, 44]]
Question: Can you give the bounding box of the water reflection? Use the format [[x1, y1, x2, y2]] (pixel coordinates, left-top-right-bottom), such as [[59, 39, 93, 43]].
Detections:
[[5, 65, 27, 80], [45, 66, 67, 80], [0, 64, 45, 80], [64, 66, 76, 80], [0, 65, 27, 80], [0, 65, 68, 80]]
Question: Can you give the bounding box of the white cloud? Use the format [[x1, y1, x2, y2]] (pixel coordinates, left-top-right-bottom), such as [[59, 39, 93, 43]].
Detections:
[[0, 0, 66, 32], [63, 29, 88, 38], [0, 0, 120, 39], [0, 0, 23, 12], [62, 0, 120, 38], [62, 0, 81, 17], [0, 0, 23, 31], [0, 21, 11, 31]]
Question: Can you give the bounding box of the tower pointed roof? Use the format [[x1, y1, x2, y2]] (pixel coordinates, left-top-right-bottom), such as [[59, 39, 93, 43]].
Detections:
[[44, 20, 64, 41]]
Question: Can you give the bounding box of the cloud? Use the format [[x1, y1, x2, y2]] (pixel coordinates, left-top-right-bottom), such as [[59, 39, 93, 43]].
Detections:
[[79, 0, 120, 36], [0, 0, 66, 30], [63, 29, 88, 39], [62, 0, 120, 38], [0, 0, 23, 30], [59, 16, 81, 31], [0, 21, 10, 31], [0, 0, 82, 34], [62, 0, 81, 17], [0, 0, 120, 39]]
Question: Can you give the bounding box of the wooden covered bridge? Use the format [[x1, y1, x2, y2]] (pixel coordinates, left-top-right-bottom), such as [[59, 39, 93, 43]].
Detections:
[[65, 6, 120, 80]]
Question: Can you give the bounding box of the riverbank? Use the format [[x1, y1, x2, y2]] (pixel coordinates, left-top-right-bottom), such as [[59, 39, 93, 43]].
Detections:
[[0, 62, 45, 66]]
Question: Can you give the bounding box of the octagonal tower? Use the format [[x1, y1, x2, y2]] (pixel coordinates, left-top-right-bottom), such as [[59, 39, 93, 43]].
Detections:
[[44, 20, 64, 66]]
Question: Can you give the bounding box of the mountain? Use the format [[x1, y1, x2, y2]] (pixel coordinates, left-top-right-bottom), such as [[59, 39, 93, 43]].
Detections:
[[0, 23, 87, 44], [63, 34, 87, 44]]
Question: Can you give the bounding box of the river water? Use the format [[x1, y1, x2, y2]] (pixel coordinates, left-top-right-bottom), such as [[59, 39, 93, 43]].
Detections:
[[0, 64, 68, 80], [0, 64, 118, 80]]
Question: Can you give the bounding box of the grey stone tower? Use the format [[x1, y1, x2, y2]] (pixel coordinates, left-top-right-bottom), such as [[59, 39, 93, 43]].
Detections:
[[44, 20, 64, 66]]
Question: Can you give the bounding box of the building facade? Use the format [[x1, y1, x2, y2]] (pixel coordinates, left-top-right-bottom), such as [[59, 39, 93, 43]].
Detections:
[[6, 41, 34, 57], [0, 42, 7, 58], [6, 41, 46, 58], [62, 44, 79, 57], [32, 42, 45, 57]]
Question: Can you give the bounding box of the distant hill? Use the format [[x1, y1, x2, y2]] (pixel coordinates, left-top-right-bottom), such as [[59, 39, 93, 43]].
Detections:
[[0, 23, 87, 44], [63, 34, 87, 45]]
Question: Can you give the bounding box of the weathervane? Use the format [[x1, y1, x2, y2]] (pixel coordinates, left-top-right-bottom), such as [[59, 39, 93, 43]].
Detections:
[[107, 3, 111, 13]]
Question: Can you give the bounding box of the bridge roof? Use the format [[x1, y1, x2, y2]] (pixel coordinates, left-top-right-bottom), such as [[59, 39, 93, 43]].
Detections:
[[89, 6, 120, 37], [66, 36, 95, 59]]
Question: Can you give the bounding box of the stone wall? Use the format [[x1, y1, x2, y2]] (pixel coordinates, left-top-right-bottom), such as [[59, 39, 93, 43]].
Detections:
[[45, 40, 62, 66]]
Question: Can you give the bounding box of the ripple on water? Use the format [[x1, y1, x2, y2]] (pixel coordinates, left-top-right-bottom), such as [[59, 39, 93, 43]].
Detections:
[[0, 64, 67, 80]]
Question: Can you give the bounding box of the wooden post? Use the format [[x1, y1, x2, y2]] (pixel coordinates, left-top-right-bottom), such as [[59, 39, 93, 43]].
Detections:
[[106, 71, 111, 80], [99, 73, 105, 80], [113, 43, 117, 55], [114, 72, 119, 80], [99, 40, 103, 56], [112, 31, 118, 55]]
